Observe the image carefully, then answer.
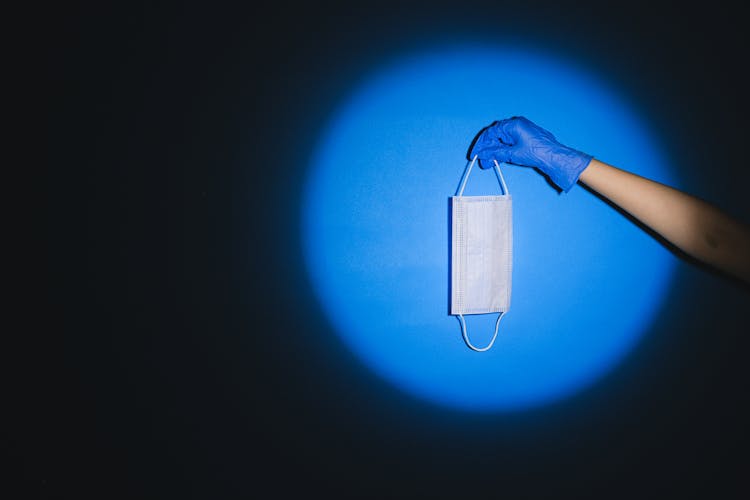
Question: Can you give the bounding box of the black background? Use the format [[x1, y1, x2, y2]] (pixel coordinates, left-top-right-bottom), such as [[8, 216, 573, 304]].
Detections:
[[35, 1, 749, 498]]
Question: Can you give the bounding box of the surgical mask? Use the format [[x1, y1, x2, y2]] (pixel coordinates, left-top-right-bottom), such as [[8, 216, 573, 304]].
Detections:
[[451, 155, 512, 351]]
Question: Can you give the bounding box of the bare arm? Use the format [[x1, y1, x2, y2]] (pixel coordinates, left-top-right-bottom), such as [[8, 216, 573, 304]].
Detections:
[[579, 159, 750, 283]]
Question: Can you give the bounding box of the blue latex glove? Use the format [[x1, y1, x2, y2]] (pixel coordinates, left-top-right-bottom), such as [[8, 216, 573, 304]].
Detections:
[[469, 116, 593, 192]]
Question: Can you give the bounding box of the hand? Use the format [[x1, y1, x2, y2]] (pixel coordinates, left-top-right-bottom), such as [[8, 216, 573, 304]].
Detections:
[[469, 116, 593, 192]]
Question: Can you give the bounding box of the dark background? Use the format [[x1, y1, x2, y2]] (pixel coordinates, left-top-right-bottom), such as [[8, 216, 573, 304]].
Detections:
[[34, 1, 749, 498]]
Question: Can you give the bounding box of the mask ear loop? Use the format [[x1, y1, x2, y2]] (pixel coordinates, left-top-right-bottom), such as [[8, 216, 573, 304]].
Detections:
[[458, 312, 505, 352], [456, 155, 478, 197], [493, 159, 509, 195], [456, 155, 510, 197]]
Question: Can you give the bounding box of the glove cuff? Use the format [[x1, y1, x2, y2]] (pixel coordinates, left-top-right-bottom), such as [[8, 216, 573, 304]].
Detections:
[[547, 147, 593, 193]]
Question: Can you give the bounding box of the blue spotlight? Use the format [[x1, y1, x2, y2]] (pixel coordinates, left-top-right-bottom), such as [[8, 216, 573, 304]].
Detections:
[[302, 43, 676, 412]]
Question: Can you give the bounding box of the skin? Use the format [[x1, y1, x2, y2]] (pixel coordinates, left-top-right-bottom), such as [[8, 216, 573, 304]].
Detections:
[[578, 159, 750, 284]]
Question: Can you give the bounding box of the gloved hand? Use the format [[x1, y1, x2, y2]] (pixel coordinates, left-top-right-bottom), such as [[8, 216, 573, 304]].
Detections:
[[469, 116, 593, 192]]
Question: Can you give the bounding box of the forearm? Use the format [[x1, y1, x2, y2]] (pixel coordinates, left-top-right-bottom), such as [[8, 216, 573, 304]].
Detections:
[[579, 159, 750, 282]]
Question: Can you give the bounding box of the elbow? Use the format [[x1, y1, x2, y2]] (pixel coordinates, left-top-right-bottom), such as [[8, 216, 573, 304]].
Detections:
[[690, 225, 750, 283]]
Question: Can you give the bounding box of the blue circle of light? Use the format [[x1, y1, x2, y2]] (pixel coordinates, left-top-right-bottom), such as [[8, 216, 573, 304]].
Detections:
[[302, 44, 676, 412]]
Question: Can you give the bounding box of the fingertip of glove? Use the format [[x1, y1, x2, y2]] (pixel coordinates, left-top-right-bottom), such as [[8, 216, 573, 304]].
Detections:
[[478, 158, 495, 169]]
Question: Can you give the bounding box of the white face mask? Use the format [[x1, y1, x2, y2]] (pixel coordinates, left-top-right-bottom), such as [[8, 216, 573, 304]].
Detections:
[[451, 156, 512, 351]]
